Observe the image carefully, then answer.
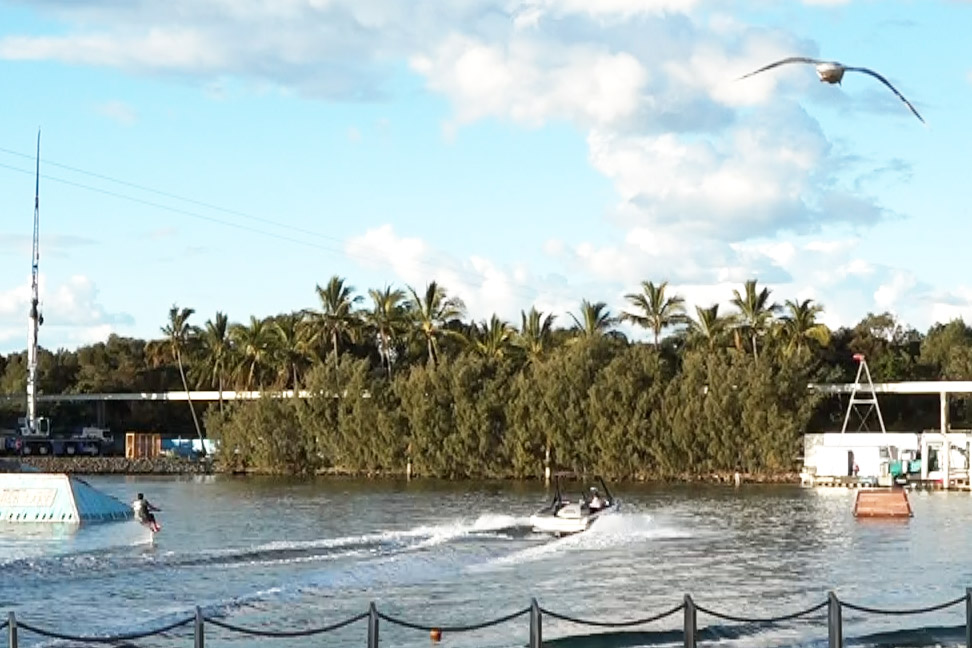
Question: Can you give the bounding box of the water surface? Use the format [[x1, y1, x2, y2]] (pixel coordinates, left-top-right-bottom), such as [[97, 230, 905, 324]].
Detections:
[[2, 476, 970, 647]]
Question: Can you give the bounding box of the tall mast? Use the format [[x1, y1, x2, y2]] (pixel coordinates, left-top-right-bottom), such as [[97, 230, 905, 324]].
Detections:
[[26, 131, 42, 434]]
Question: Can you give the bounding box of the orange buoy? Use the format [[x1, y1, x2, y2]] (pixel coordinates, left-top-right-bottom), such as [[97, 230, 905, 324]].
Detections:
[[430, 628, 442, 642]]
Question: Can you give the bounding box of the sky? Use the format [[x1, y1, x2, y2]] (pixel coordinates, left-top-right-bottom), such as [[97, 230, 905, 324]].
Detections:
[[0, 0, 970, 354]]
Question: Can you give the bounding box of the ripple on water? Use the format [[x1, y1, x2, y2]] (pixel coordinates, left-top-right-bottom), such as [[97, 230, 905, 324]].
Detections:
[[4, 479, 972, 648]]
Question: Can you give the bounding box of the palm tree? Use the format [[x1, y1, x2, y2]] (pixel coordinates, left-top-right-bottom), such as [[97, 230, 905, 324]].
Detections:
[[310, 276, 361, 365], [470, 314, 514, 360], [730, 279, 780, 362], [407, 281, 466, 367], [779, 298, 830, 355], [515, 307, 557, 363], [231, 316, 275, 390], [364, 286, 408, 377], [160, 304, 205, 456], [197, 311, 232, 412], [621, 280, 687, 345], [272, 312, 313, 389], [685, 304, 730, 350], [569, 299, 614, 339]]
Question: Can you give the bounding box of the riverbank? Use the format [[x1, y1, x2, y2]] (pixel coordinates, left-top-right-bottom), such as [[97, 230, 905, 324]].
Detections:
[[9, 456, 215, 474], [316, 466, 802, 484], [2, 456, 800, 484]]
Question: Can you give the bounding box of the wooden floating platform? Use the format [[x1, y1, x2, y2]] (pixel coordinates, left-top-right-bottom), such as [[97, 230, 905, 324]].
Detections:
[[853, 489, 913, 519]]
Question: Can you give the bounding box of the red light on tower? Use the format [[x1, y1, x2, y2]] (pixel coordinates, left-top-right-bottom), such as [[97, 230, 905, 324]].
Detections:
[[852, 353, 865, 362]]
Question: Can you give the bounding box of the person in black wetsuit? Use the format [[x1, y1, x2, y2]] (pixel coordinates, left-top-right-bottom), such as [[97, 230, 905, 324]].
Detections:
[[132, 493, 161, 532]]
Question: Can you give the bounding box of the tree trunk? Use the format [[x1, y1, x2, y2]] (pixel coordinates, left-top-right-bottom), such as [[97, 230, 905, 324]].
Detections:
[[331, 330, 342, 396], [177, 350, 206, 457], [382, 331, 393, 378], [752, 332, 759, 363]]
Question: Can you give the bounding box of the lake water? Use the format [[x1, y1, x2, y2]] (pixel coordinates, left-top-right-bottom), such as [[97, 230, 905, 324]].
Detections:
[[2, 476, 971, 647]]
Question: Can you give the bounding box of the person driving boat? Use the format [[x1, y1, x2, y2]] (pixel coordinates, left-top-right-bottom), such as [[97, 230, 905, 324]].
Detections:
[[588, 487, 606, 510]]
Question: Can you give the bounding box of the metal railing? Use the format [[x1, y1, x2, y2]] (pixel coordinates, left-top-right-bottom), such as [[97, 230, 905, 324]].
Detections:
[[4, 589, 971, 647]]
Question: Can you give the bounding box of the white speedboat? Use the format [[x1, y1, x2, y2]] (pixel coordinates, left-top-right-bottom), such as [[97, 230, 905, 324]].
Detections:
[[529, 474, 618, 536]]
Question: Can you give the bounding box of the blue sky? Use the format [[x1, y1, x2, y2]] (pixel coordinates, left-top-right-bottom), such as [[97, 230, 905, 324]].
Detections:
[[1, 0, 970, 353]]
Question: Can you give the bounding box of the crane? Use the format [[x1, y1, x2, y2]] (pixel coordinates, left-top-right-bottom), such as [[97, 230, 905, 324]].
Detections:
[[25, 130, 43, 438]]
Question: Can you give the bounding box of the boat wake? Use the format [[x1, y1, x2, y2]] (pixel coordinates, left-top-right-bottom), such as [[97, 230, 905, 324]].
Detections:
[[15, 511, 705, 647], [469, 511, 692, 571], [4, 513, 536, 580]]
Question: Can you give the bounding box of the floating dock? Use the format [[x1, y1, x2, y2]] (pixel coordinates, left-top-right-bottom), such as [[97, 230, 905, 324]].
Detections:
[[0, 470, 133, 523], [853, 489, 913, 518]]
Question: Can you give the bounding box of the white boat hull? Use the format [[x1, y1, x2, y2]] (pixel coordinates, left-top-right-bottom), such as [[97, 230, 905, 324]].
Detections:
[[529, 503, 617, 536]]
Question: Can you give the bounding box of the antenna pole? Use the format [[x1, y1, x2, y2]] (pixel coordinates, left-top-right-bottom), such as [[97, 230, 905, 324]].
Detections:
[[26, 130, 42, 435]]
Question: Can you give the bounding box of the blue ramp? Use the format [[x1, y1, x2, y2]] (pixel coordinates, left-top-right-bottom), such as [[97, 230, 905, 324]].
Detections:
[[0, 473, 133, 524]]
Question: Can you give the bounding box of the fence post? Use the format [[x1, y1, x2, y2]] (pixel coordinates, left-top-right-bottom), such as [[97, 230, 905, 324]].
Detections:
[[530, 598, 542, 648], [7, 612, 16, 648], [683, 595, 696, 648], [194, 606, 204, 648], [368, 602, 379, 648], [965, 587, 971, 648], [828, 592, 842, 648]]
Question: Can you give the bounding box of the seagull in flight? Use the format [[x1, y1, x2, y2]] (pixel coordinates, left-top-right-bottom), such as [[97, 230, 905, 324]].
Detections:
[[738, 57, 924, 123]]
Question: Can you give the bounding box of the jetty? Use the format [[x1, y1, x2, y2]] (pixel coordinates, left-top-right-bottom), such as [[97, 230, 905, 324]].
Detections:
[[803, 354, 972, 491]]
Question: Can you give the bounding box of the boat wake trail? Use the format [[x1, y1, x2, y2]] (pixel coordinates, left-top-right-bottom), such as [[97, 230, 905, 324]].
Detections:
[[469, 512, 691, 571], [5, 514, 534, 580]]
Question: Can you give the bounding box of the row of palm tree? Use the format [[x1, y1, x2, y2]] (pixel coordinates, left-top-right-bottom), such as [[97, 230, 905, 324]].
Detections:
[[140, 276, 834, 455], [620, 279, 830, 359], [156, 276, 832, 399]]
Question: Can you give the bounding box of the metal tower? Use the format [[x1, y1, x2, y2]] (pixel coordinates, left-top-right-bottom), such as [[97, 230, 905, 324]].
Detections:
[[840, 353, 887, 433], [26, 131, 42, 435]]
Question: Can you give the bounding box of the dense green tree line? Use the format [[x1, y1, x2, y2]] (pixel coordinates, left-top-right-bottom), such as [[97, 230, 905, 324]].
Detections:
[[2, 277, 970, 478]]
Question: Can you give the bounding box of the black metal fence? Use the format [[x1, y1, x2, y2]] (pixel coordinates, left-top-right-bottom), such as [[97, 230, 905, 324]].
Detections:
[[3, 589, 971, 647]]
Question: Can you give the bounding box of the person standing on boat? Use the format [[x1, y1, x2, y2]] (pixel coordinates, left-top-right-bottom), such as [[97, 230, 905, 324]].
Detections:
[[588, 487, 606, 510]]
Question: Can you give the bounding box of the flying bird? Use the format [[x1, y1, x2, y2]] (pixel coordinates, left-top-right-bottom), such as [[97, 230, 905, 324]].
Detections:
[[738, 57, 924, 123]]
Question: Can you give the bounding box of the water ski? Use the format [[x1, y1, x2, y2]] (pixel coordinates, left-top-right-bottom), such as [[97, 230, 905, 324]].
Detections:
[[138, 519, 161, 533]]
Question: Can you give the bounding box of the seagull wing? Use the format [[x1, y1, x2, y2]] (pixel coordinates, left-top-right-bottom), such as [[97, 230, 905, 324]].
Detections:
[[845, 66, 925, 123], [737, 56, 825, 81]]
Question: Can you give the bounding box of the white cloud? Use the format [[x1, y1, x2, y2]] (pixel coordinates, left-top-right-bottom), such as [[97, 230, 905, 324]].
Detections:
[[345, 225, 596, 327], [0, 233, 96, 258], [0, 0, 937, 340], [94, 100, 137, 125], [0, 1, 529, 99], [838, 259, 874, 278], [0, 30, 226, 71], [874, 270, 918, 312], [928, 288, 972, 326], [0, 282, 29, 319], [412, 37, 649, 129], [518, 0, 700, 18], [149, 227, 177, 240], [0, 274, 133, 352]]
